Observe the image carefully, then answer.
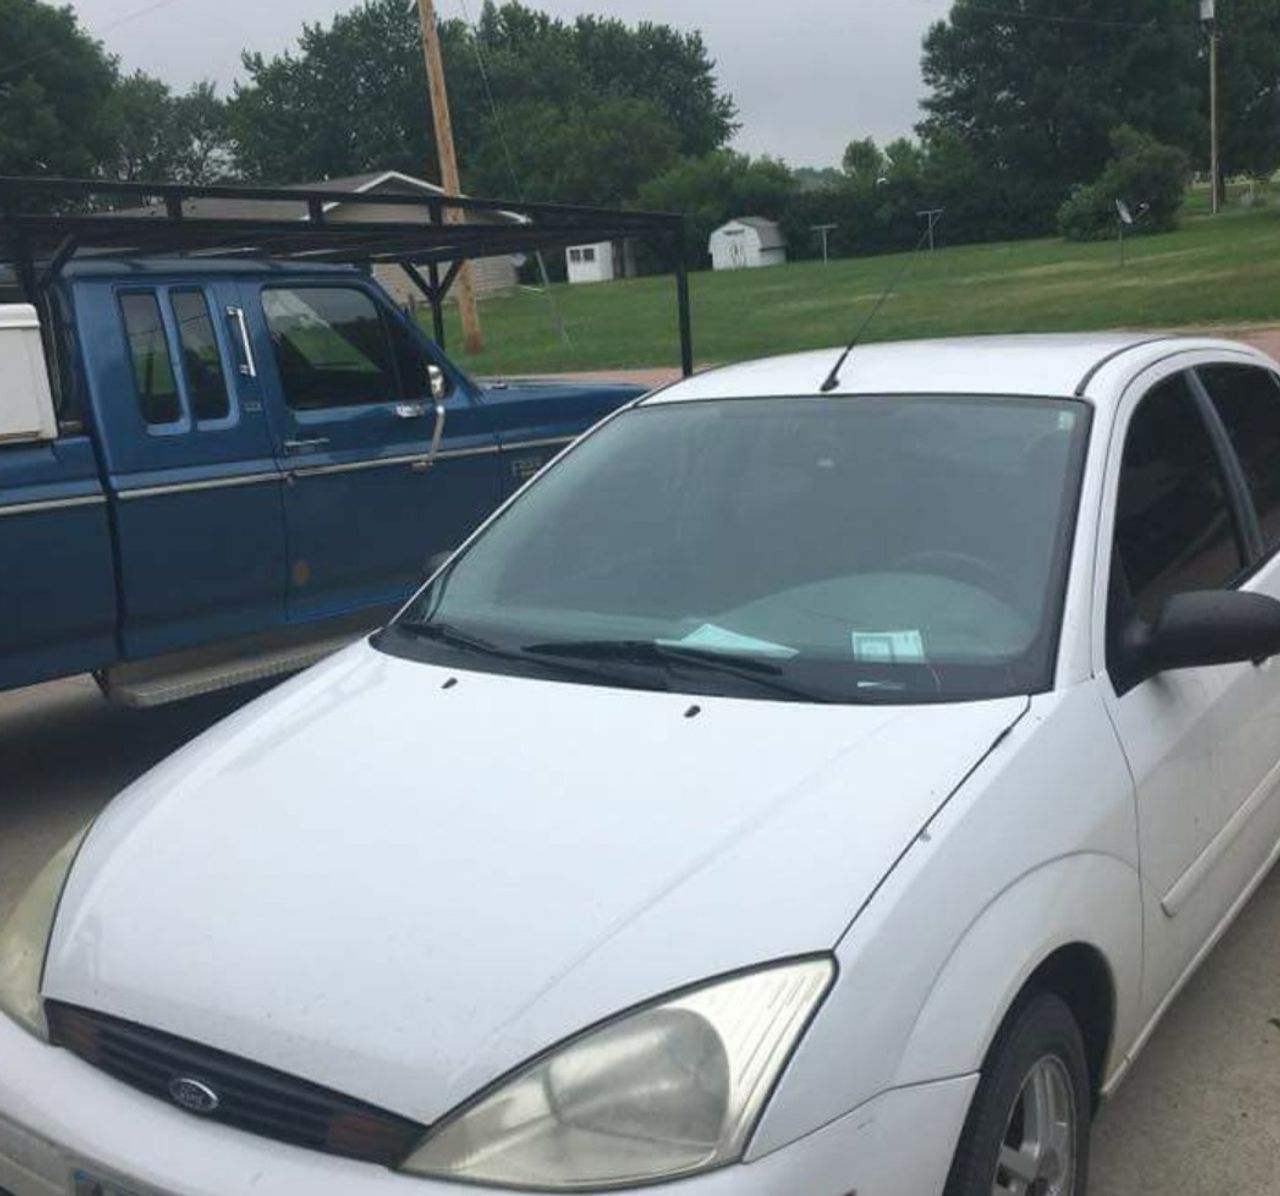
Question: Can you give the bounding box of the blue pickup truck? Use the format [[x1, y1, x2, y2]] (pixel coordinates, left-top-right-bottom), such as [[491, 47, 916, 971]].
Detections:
[[0, 260, 646, 704]]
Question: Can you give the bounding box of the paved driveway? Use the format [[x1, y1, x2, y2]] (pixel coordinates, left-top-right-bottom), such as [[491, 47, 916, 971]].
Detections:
[[2, 675, 1278, 1191]]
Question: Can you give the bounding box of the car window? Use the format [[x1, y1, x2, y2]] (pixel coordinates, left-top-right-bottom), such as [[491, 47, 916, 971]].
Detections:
[[120, 291, 181, 426], [1112, 373, 1245, 627], [389, 395, 1090, 704], [262, 286, 400, 410], [170, 289, 231, 423], [1198, 363, 1280, 555]]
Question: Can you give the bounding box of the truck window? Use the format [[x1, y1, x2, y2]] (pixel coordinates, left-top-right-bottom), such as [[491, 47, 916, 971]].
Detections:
[[171, 289, 231, 422], [120, 292, 181, 426], [49, 292, 82, 426], [261, 286, 400, 410]]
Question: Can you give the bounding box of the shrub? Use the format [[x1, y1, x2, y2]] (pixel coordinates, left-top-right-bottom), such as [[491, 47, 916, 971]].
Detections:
[[1058, 126, 1190, 242]]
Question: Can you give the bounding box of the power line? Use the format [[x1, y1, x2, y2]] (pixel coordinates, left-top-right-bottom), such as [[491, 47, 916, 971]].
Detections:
[[455, 0, 571, 349], [456, 0, 524, 205], [1, 0, 192, 82], [94, 0, 190, 37]]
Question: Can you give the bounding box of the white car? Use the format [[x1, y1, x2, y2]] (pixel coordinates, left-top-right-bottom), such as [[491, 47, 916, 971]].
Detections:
[[6, 334, 1280, 1196]]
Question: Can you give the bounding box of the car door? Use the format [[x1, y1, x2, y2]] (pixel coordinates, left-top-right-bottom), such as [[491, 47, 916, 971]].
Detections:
[[243, 279, 502, 623], [1187, 359, 1280, 915], [1099, 360, 1280, 1027], [78, 276, 288, 660]]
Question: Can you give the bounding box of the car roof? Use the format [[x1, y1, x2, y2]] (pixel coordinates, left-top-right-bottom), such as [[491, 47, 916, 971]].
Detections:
[[644, 333, 1272, 406]]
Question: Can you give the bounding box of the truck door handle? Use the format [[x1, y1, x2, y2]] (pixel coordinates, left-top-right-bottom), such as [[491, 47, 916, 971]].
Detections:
[[225, 306, 258, 378], [395, 402, 427, 419], [283, 437, 330, 454]]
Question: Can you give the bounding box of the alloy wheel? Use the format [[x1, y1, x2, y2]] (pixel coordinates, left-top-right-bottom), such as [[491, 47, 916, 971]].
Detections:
[[992, 1054, 1077, 1196]]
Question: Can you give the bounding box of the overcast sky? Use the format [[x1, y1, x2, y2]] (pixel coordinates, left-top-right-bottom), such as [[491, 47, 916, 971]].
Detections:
[[68, 0, 953, 168]]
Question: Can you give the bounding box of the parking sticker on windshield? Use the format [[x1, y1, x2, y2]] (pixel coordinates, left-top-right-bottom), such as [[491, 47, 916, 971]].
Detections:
[[851, 630, 926, 664], [674, 624, 799, 658]]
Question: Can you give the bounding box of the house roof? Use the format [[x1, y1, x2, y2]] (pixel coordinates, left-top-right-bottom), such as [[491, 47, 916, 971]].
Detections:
[[714, 215, 786, 250], [294, 170, 443, 194], [112, 169, 521, 226]]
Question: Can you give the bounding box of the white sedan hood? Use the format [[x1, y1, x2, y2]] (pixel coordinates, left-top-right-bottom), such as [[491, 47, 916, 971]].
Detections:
[[45, 642, 1025, 1122]]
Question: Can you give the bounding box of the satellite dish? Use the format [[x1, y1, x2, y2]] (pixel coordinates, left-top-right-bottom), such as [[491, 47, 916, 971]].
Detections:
[[511, 253, 528, 268], [1116, 199, 1134, 226]]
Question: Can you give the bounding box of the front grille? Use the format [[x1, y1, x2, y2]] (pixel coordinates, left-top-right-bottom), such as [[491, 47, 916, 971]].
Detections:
[[47, 1002, 426, 1166]]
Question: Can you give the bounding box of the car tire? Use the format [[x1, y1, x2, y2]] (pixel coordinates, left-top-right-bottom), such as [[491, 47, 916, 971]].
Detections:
[[943, 991, 1092, 1196]]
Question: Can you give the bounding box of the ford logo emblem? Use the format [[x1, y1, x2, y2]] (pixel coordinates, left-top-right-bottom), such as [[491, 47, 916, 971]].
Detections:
[[168, 1077, 220, 1115]]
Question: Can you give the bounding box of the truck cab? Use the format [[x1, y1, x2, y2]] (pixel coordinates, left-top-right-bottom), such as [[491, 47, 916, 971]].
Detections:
[[0, 259, 646, 703]]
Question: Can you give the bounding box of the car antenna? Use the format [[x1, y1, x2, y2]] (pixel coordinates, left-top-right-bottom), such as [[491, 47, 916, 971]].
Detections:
[[819, 215, 942, 394]]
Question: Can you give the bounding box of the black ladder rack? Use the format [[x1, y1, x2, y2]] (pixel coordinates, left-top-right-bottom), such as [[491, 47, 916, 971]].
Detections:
[[0, 175, 693, 374]]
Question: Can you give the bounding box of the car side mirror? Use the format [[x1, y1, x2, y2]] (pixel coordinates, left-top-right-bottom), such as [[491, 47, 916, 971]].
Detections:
[[427, 363, 449, 402], [1127, 590, 1280, 682]]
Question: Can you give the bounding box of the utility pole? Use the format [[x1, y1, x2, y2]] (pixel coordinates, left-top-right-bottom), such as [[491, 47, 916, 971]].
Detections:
[[810, 223, 838, 265], [416, 0, 483, 352], [1202, 0, 1221, 215], [916, 208, 944, 252]]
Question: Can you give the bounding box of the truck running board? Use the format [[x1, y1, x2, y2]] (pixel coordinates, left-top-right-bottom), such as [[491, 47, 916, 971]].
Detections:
[[102, 612, 392, 708]]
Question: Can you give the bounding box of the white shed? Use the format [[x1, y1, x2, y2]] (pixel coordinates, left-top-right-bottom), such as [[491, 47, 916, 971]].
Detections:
[[709, 217, 787, 270], [566, 241, 616, 285]]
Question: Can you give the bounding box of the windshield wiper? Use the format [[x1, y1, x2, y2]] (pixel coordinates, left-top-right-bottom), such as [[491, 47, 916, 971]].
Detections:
[[392, 621, 669, 689], [522, 639, 832, 703]]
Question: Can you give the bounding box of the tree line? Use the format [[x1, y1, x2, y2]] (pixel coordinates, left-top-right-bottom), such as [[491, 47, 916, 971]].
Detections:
[[0, 0, 734, 200], [3, 0, 1278, 262]]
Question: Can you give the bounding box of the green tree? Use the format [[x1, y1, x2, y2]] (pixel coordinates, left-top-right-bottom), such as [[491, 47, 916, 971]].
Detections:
[[1216, 0, 1280, 179], [461, 3, 735, 163], [106, 73, 174, 182], [636, 150, 795, 266], [784, 131, 1016, 261], [469, 98, 680, 207], [526, 9, 735, 158], [1058, 125, 1189, 240], [920, 1, 1204, 232], [229, 0, 442, 183], [793, 165, 844, 191], [0, 0, 118, 179], [841, 137, 884, 181], [169, 83, 235, 184], [103, 75, 232, 184], [227, 0, 736, 202]]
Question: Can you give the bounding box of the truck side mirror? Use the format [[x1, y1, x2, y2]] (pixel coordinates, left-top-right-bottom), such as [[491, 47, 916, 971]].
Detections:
[[427, 363, 449, 402], [420, 549, 453, 584], [1127, 589, 1280, 682]]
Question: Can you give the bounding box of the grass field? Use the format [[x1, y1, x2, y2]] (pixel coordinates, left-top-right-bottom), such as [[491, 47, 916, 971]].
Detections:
[[434, 196, 1280, 376]]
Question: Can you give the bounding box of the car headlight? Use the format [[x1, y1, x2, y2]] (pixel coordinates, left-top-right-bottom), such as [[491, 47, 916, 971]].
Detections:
[[0, 828, 87, 1040], [403, 957, 834, 1190]]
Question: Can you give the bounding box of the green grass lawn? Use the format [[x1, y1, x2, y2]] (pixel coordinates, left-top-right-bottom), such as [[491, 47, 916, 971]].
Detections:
[[435, 199, 1280, 376]]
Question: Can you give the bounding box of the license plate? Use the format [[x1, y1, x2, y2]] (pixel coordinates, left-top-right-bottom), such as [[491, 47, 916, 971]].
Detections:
[[71, 1168, 155, 1196]]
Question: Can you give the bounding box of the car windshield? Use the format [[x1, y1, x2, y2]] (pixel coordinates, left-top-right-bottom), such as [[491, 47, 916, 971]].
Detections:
[[381, 394, 1090, 704]]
